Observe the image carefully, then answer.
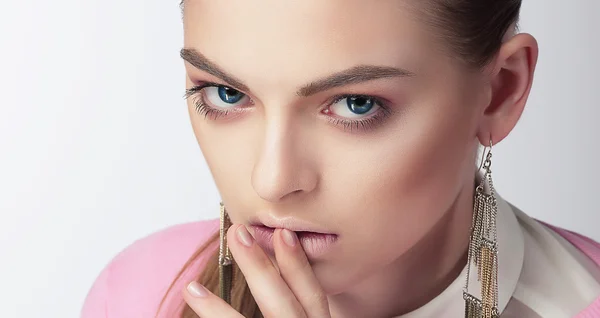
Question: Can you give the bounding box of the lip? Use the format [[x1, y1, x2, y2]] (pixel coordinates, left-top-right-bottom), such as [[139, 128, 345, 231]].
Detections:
[[249, 225, 338, 259], [248, 216, 334, 234]]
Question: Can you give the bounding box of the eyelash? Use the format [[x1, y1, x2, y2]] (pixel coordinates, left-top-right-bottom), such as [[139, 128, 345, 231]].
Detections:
[[183, 82, 393, 132]]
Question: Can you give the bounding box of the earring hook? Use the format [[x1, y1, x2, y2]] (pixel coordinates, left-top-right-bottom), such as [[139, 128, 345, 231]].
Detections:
[[477, 138, 494, 173]]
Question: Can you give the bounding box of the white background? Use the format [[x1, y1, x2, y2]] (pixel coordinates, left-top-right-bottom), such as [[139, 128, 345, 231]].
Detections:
[[1, 1, 599, 317]]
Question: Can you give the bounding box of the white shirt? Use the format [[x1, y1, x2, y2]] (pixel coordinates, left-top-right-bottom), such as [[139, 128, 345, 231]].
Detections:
[[398, 194, 600, 318]]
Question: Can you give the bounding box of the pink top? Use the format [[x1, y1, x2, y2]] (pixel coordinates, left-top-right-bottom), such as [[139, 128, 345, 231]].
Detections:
[[81, 220, 220, 318], [546, 225, 600, 318], [81, 218, 600, 318]]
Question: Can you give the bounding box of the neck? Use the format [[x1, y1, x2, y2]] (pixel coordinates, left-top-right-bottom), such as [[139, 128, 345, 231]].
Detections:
[[328, 184, 474, 318]]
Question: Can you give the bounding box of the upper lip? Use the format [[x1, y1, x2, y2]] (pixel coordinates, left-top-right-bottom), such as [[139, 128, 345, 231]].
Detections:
[[249, 215, 335, 235]]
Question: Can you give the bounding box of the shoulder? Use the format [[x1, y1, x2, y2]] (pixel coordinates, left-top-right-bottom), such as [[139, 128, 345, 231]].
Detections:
[[81, 219, 219, 318], [509, 204, 600, 316], [109, 219, 220, 267]]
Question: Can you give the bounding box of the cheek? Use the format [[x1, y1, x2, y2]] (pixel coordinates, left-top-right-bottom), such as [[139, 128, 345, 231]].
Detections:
[[188, 106, 258, 219], [324, 84, 480, 278]]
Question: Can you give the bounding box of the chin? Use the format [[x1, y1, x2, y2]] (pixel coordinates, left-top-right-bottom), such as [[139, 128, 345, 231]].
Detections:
[[312, 263, 358, 295]]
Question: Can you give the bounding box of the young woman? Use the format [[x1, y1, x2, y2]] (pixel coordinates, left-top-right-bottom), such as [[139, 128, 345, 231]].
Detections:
[[81, 0, 600, 317]]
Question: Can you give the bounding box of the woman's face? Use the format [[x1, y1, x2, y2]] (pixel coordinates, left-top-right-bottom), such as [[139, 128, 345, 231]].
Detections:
[[183, 0, 489, 294]]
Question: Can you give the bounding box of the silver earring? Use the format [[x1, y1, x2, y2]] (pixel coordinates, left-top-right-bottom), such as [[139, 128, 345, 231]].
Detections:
[[219, 202, 233, 304], [463, 139, 499, 318]]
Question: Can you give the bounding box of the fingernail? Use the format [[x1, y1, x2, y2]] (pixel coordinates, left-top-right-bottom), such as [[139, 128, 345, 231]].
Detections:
[[187, 281, 208, 298], [281, 229, 297, 247], [237, 225, 254, 247]]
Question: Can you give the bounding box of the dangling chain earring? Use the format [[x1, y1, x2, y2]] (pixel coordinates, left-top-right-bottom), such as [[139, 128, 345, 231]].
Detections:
[[463, 139, 499, 318], [219, 202, 233, 304]]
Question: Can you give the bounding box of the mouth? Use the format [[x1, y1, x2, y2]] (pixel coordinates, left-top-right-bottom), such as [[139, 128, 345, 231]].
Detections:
[[247, 224, 338, 259]]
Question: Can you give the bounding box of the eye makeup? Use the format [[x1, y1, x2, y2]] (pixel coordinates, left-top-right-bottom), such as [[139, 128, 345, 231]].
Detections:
[[184, 81, 395, 133]]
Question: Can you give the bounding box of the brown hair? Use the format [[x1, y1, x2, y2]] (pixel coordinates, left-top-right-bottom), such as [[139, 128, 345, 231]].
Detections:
[[419, 0, 522, 68], [162, 1, 521, 317]]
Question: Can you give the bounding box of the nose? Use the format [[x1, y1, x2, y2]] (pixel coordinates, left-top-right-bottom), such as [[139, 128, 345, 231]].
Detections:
[[251, 118, 318, 203]]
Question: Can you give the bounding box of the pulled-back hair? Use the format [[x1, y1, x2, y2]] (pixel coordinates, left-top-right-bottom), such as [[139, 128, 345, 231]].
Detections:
[[419, 0, 521, 67]]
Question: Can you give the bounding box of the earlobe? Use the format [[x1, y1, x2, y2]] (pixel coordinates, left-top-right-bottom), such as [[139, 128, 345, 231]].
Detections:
[[478, 33, 539, 146]]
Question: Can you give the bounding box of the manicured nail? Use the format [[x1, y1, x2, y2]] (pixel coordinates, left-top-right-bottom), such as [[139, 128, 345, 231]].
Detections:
[[187, 281, 208, 298], [281, 229, 297, 247], [237, 225, 254, 247]]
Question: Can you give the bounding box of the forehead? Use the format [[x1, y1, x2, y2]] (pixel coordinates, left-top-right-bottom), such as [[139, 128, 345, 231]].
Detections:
[[183, 1, 437, 90]]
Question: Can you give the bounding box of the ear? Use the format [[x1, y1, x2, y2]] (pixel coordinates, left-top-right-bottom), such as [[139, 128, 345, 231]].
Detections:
[[477, 33, 539, 147]]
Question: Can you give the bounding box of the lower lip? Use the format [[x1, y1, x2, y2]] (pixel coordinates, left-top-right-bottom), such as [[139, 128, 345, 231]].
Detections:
[[249, 225, 337, 259]]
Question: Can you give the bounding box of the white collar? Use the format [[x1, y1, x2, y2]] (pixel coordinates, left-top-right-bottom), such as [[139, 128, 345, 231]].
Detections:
[[399, 189, 525, 317]]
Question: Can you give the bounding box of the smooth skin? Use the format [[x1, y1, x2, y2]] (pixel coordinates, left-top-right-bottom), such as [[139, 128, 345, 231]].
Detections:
[[180, 0, 537, 317]]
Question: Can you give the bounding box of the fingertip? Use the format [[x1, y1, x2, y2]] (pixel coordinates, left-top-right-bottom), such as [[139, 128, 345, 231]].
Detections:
[[187, 281, 209, 298], [274, 228, 298, 251], [227, 224, 254, 248], [183, 281, 244, 318], [226, 223, 239, 238], [281, 229, 298, 247], [226, 223, 242, 248]]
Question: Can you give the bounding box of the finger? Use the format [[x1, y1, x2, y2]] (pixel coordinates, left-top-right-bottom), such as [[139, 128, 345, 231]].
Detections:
[[183, 281, 244, 318], [227, 224, 307, 318], [273, 229, 331, 318]]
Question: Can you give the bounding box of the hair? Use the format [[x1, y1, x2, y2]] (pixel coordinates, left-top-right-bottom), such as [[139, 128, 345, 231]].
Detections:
[[161, 1, 522, 317]]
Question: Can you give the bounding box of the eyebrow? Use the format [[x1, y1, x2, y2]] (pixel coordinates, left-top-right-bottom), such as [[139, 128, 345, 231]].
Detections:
[[181, 48, 250, 92], [180, 48, 415, 97]]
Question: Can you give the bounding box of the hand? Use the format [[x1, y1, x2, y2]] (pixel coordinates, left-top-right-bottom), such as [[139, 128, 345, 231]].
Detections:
[[183, 224, 332, 318]]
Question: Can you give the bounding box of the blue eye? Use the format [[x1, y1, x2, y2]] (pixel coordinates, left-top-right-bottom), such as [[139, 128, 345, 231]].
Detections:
[[347, 96, 374, 114], [195, 85, 249, 109], [330, 95, 379, 119], [218, 86, 244, 104]]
